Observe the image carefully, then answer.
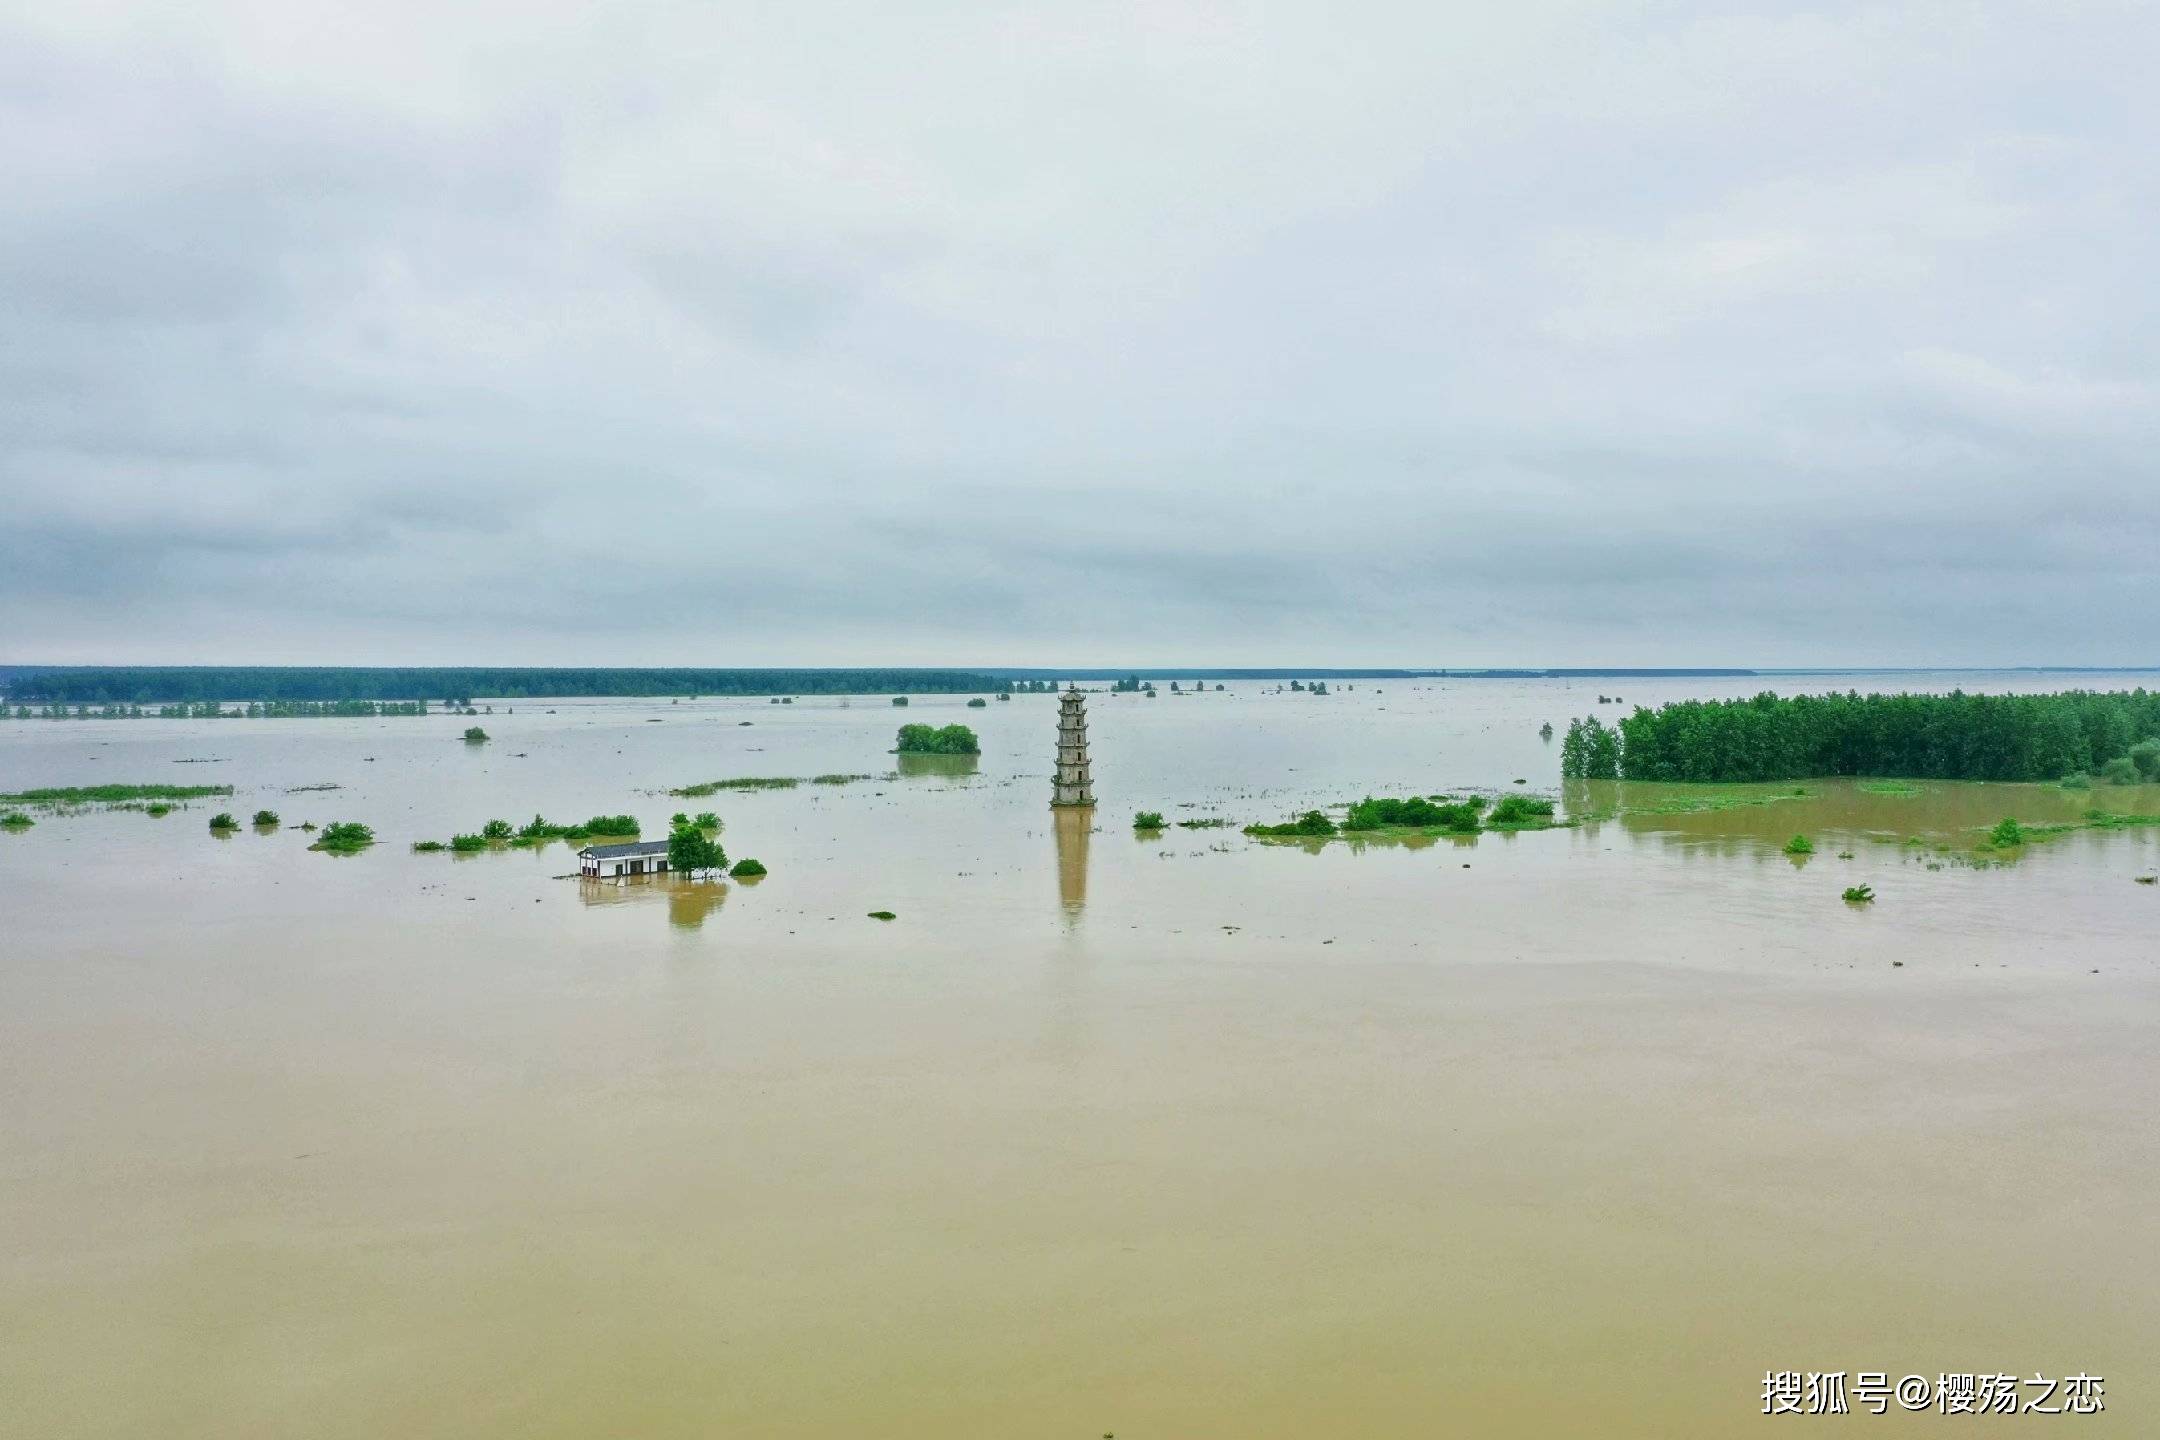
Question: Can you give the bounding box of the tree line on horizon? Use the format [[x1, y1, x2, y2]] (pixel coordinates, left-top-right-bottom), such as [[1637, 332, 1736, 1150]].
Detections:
[[1, 667, 1011, 705], [1560, 689, 2160, 784]]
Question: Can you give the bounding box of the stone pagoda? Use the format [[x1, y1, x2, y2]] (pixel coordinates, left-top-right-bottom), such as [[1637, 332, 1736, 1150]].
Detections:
[[1051, 685, 1094, 807]]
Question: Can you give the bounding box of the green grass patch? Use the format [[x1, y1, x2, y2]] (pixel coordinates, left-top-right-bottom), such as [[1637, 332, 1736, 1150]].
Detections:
[[1610, 785, 1813, 817], [670, 777, 799, 796], [0, 783, 233, 805], [1857, 780, 1922, 796]]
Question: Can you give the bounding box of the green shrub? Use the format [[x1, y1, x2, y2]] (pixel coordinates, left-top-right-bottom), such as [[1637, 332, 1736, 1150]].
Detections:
[[1342, 795, 1483, 833], [0, 811, 32, 829], [2060, 772, 2092, 790], [481, 819, 514, 840], [581, 814, 639, 836], [1842, 884, 1875, 903], [1989, 817, 2025, 847], [462, 726, 489, 742], [450, 833, 488, 852], [1133, 811, 1166, 829], [1487, 793, 1556, 826], [693, 811, 720, 829], [2096, 757, 2139, 785], [2129, 738, 2160, 779], [313, 821, 375, 853], [411, 840, 447, 852], [251, 810, 280, 826], [890, 696, 909, 707], [729, 857, 767, 877], [1246, 810, 1338, 838], [868, 910, 897, 920], [1783, 834, 1814, 855], [208, 812, 238, 831], [967, 697, 987, 707]]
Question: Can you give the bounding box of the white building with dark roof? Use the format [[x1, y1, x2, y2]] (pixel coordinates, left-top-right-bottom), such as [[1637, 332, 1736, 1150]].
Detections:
[[578, 839, 671, 878]]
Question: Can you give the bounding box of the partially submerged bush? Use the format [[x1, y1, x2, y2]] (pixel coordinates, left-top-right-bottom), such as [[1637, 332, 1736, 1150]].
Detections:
[[1343, 795, 1483, 833], [868, 909, 897, 920], [251, 809, 280, 826], [462, 726, 489, 742], [1246, 810, 1338, 838], [411, 840, 447, 852], [0, 810, 32, 829], [729, 857, 767, 877], [312, 821, 375, 853], [481, 818, 514, 840], [1842, 884, 1875, 903], [1133, 811, 1166, 829], [1783, 834, 1814, 855], [693, 811, 720, 829], [1487, 793, 1556, 826], [1989, 817, 2025, 847], [450, 833, 488, 852], [2059, 772, 2092, 790], [2098, 757, 2139, 784], [208, 812, 239, 831]]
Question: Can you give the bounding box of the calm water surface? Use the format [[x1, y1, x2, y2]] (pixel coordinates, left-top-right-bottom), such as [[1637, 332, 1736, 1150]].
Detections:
[[3, 674, 2157, 1436]]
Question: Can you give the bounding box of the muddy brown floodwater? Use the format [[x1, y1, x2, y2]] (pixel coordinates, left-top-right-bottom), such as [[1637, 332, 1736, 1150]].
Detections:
[[2, 673, 2156, 1436]]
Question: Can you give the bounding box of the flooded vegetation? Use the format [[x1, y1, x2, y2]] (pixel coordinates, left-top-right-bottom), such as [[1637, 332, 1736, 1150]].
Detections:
[[307, 820, 375, 853], [669, 776, 799, 795], [0, 781, 232, 806], [1563, 687, 2160, 782], [4, 674, 2158, 1438]]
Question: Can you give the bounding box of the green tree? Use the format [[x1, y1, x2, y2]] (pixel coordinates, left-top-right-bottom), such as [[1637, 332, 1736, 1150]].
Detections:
[[668, 823, 727, 876]]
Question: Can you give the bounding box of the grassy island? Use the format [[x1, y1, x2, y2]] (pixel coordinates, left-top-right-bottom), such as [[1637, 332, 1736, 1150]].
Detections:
[[0, 783, 233, 807], [670, 777, 797, 796], [1247, 793, 1563, 842]]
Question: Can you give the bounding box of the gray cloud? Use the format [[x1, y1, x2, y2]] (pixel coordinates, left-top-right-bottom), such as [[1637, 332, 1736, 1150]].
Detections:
[[1, 0, 2156, 666]]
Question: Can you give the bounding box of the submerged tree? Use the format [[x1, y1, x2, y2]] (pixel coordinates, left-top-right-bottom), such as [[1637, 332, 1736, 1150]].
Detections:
[[895, 723, 980, 755], [668, 823, 727, 876]]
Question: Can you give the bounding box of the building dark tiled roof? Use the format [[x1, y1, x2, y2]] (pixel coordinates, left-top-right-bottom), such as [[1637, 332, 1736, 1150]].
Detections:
[[579, 840, 670, 859]]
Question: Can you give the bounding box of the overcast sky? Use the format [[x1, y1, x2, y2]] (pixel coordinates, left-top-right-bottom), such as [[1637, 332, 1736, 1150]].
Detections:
[[2, 1, 2154, 668]]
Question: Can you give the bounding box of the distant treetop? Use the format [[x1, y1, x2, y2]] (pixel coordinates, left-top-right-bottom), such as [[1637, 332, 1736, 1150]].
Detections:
[[2, 667, 1013, 705]]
